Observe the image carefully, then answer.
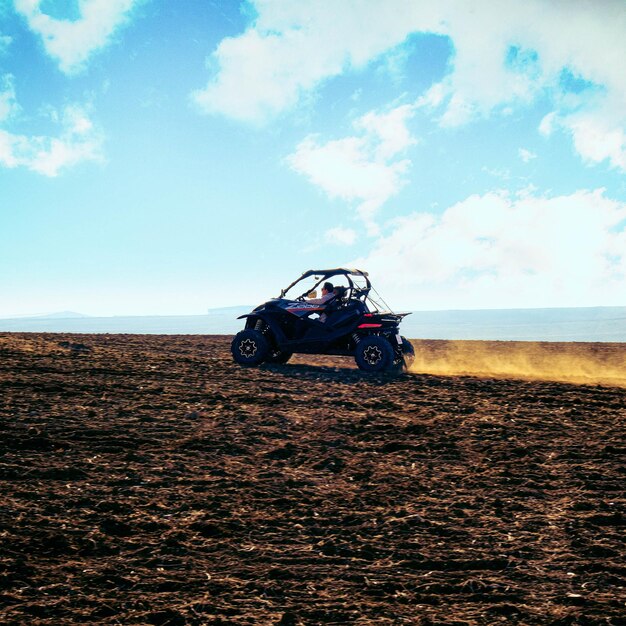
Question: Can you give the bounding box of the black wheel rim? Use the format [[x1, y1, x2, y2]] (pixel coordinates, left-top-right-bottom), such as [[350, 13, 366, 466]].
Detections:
[[239, 338, 257, 359], [363, 345, 382, 366]]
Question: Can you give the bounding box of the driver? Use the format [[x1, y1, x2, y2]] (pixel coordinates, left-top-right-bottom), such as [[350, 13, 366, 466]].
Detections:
[[307, 281, 335, 305], [306, 281, 337, 323]]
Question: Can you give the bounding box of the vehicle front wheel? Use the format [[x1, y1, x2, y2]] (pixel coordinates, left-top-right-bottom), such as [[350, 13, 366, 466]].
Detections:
[[231, 329, 269, 366], [355, 335, 395, 372]]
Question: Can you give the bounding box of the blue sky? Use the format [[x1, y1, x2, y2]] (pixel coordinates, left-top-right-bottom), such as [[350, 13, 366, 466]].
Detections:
[[1, 0, 625, 316]]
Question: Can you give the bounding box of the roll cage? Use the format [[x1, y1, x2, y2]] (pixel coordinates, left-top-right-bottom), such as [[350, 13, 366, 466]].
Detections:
[[279, 268, 390, 311], [279, 268, 396, 315]]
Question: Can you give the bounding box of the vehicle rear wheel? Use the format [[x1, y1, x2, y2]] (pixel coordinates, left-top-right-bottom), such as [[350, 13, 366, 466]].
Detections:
[[231, 329, 269, 366], [355, 335, 395, 372], [265, 349, 293, 364]]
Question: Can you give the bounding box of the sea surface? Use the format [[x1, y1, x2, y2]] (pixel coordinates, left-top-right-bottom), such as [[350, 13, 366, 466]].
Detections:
[[1, 306, 625, 342]]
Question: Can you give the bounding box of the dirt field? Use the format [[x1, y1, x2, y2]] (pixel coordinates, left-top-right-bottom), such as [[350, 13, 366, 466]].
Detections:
[[0, 333, 624, 625]]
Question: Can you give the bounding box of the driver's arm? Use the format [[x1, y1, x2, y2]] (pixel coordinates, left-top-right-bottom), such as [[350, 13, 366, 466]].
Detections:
[[307, 292, 335, 305]]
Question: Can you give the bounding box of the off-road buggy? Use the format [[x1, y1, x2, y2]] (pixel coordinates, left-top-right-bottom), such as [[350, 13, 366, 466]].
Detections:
[[231, 268, 414, 372]]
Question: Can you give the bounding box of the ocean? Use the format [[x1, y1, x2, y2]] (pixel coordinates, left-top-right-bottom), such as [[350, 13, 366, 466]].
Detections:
[[1, 306, 625, 342]]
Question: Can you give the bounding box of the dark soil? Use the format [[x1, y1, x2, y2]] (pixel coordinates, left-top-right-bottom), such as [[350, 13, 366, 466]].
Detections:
[[0, 333, 624, 625]]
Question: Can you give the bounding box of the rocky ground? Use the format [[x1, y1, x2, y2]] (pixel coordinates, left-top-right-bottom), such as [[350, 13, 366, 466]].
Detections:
[[0, 333, 624, 625]]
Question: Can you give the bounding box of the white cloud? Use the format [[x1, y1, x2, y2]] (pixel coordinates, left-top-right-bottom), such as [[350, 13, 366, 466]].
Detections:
[[539, 112, 557, 136], [192, 0, 443, 122], [353, 189, 626, 310], [354, 105, 417, 160], [287, 104, 415, 232], [0, 70, 102, 176], [0, 104, 103, 176], [518, 148, 536, 163], [0, 34, 12, 54], [423, 2, 626, 169], [548, 111, 626, 171], [325, 226, 357, 246], [194, 0, 626, 169], [0, 74, 19, 122], [14, 0, 139, 74]]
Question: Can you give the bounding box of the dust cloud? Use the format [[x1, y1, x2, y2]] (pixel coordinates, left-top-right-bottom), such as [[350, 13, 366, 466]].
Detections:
[[408, 339, 626, 387]]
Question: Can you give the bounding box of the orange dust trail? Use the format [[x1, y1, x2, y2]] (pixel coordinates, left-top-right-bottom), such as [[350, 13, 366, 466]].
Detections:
[[408, 339, 626, 387]]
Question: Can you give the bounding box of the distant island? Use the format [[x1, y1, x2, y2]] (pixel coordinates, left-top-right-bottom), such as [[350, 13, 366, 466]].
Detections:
[[30, 311, 90, 319]]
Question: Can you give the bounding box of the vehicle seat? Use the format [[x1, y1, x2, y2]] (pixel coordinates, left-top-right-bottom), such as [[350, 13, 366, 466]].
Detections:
[[323, 295, 342, 315], [324, 287, 347, 313], [324, 299, 366, 328]]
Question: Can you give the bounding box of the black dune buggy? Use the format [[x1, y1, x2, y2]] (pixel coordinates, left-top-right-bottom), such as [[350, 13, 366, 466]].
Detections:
[[231, 268, 414, 372]]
